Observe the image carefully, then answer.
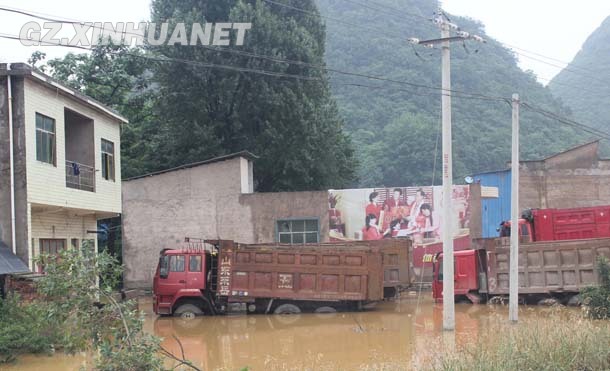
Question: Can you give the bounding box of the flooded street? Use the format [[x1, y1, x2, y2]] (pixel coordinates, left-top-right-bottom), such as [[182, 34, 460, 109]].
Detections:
[[2, 296, 580, 371]]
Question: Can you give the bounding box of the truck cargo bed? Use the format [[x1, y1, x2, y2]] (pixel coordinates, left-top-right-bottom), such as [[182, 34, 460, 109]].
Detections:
[[479, 237, 610, 295], [215, 241, 384, 302]]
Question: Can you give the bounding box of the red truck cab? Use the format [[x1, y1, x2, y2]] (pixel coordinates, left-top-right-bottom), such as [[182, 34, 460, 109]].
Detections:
[[432, 250, 482, 303], [153, 248, 212, 316]]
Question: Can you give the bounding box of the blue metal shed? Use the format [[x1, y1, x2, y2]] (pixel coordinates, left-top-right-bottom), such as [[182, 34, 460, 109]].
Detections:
[[473, 169, 512, 238]]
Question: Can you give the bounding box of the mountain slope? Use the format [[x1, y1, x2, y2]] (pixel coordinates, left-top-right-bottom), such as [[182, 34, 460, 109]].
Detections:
[[549, 16, 610, 132], [317, 0, 589, 187]]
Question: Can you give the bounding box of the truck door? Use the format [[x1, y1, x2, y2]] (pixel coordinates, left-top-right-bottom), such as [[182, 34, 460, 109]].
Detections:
[[157, 254, 187, 296], [186, 254, 206, 290], [432, 256, 444, 301]]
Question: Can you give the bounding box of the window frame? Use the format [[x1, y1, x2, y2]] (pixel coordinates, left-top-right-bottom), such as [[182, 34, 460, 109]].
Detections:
[[38, 239, 66, 273], [101, 138, 115, 181], [189, 255, 203, 272], [169, 255, 185, 272], [35, 113, 56, 166], [276, 218, 320, 244]]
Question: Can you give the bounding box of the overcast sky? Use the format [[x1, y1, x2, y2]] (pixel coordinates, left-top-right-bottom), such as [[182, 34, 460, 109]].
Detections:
[[1, 0, 609, 84]]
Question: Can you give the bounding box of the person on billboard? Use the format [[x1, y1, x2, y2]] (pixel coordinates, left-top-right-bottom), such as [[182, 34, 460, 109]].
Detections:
[[384, 188, 406, 211], [383, 219, 403, 238], [362, 214, 388, 240], [408, 188, 427, 228], [365, 191, 382, 220], [413, 203, 440, 241]]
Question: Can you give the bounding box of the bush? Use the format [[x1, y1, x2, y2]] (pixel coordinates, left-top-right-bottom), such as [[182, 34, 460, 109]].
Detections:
[[0, 295, 60, 362], [435, 311, 610, 371], [0, 247, 196, 370], [581, 257, 610, 319]]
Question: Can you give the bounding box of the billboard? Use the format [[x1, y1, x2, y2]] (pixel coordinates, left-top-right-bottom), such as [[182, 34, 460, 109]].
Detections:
[[328, 186, 472, 274]]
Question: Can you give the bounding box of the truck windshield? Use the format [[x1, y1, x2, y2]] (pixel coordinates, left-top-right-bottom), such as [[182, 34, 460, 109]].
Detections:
[[159, 255, 169, 279], [521, 224, 529, 236]]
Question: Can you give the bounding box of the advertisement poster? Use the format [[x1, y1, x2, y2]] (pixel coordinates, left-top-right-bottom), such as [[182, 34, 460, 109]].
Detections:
[[328, 186, 472, 276]]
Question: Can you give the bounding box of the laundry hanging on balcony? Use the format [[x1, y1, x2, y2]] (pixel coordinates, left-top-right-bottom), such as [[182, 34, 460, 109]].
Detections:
[[72, 161, 80, 176]]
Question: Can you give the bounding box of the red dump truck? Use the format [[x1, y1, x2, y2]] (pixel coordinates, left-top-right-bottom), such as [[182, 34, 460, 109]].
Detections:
[[153, 239, 411, 317], [501, 205, 610, 242], [432, 237, 610, 304]]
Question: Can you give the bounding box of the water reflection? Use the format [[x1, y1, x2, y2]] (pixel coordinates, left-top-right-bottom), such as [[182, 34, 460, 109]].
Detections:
[[3, 297, 579, 371]]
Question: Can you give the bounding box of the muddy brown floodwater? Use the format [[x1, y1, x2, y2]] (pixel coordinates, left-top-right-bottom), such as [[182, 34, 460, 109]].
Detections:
[[2, 296, 579, 371]]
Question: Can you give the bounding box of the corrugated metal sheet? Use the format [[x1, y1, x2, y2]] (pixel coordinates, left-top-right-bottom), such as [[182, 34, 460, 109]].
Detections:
[[473, 170, 512, 238], [0, 246, 30, 275]]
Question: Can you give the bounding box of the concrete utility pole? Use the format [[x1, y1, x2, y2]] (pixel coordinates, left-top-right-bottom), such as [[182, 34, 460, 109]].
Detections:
[[509, 93, 520, 322], [440, 21, 455, 331], [409, 9, 485, 331]]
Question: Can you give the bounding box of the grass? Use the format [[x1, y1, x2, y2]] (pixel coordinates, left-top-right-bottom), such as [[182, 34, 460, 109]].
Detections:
[[436, 310, 610, 371]]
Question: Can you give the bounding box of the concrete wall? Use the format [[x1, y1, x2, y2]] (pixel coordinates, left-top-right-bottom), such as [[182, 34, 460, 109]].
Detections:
[[240, 191, 329, 244], [0, 75, 29, 261], [122, 157, 247, 289], [121, 157, 329, 289]]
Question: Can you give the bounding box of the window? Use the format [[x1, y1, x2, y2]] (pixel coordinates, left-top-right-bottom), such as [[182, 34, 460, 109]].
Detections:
[[101, 139, 115, 181], [277, 219, 319, 244], [35, 113, 56, 165], [189, 255, 202, 272], [169, 255, 185, 272], [38, 239, 66, 272]]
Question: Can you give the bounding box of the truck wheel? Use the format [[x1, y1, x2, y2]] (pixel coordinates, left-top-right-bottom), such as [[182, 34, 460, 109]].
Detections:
[[314, 306, 337, 314], [567, 295, 581, 306], [274, 303, 301, 315], [174, 303, 203, 319]]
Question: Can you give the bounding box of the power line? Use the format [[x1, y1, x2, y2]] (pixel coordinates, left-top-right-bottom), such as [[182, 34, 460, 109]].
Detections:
[[521, 102, 610, 140], [512, 50, 603, 84], [6, 3, 606, 144], [501, 42, 604, 75], [319, 1, 610, 91], [0, 33, 324, 82], [0, 11, 508, 102]]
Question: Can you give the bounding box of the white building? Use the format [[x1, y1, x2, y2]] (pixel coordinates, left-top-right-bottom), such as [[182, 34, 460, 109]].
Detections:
[[0, 63, 126, 272]]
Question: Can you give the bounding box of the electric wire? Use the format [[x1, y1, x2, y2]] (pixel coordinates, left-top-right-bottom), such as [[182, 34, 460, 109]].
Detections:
[[3, 5, 608, 144]]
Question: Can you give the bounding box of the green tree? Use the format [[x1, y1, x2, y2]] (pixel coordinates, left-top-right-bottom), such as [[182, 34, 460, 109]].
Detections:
[[148, 0, 356, 191]]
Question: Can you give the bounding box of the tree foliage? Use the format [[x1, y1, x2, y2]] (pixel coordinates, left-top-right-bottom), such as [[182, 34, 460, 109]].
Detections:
[[148, 0, 356, 191], [0, 247, 198, 370]]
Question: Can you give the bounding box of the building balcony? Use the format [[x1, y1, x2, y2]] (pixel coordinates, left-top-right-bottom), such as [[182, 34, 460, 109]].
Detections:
[[66, 160, 95, 192]]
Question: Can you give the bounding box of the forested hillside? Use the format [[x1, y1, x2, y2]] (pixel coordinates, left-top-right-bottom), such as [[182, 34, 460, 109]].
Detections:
[[317, 0, 589, 187], [549, 16, 610, 132]]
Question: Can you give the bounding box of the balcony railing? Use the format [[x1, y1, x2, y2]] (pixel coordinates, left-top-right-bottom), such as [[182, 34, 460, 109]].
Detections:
[[66, 161, 95, 192]]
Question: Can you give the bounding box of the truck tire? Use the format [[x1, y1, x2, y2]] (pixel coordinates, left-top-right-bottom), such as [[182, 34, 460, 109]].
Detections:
[[174, 303, 203, 319], [274, 303, 301, 315], [567, 295, 581, 306], [314, 306, 337, 314]]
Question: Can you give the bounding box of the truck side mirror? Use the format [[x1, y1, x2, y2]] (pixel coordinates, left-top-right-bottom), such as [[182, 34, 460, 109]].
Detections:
[[159, 256, 169, 279]]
